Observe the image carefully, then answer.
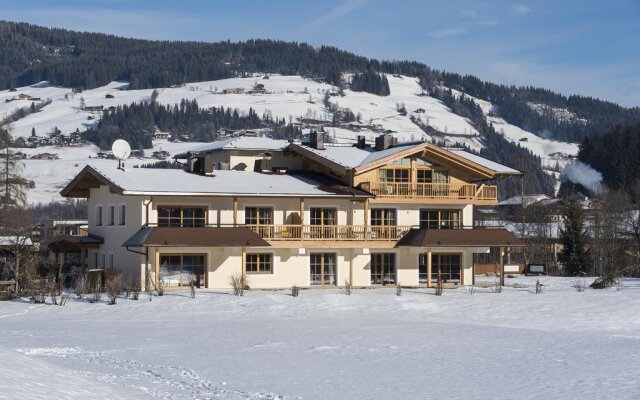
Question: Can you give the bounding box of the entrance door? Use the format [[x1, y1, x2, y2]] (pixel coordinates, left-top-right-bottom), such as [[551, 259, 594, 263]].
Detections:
[[371, 253, 396, 285], [310, 253, 337, 286]]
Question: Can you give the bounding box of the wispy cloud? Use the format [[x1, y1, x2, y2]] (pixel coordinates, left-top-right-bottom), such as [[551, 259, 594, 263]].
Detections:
[[301, 0, 370, 31], [428, 27, 467, 39], [512, 4, 531, 15]]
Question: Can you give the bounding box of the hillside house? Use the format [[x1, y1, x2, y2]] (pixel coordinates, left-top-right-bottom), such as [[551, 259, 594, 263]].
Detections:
[[222, 88, 245, 94], [60, 133, 524, 290]]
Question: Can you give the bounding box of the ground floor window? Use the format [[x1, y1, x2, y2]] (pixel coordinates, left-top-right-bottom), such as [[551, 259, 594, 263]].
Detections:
[[310, 253, 336, 286], [371, 253, 396, 285], [245, 253, 273, 274], [159, 254, 206, 287], [431, 254, 461, 283]]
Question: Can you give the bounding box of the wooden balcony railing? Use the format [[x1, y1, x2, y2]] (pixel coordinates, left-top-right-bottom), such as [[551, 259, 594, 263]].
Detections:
[[367, 182, 497, 201], [245, 224, 413, 241]]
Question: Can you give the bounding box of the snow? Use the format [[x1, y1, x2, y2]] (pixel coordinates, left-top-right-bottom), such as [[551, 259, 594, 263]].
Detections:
[[175, 136, 290, 157], [17, 140, 208, 205], [77, 164, 361, 197], [449, 149, 522, 175], [1, 276, 639, 399]]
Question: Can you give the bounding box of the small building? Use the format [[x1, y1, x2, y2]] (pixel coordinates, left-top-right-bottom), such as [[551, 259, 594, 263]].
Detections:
[[222, 88, 245, 95]]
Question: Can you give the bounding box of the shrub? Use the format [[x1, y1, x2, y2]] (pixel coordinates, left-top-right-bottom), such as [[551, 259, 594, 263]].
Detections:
[[575, 279, 587, 292], [343, 277, 353, 295], [468, 285, 476, 295], [396, 283, 402, 296], [74, 274, 88, 299], [87, 269, 105, 292], [590, 276, 617, 289], [229, 272, 248, 296], [291, 285, 299, 297], [189, 277, 196, 299], [105, 275, 123, 305], [88, 284, 103, 303], [535, 279, 544, 294]]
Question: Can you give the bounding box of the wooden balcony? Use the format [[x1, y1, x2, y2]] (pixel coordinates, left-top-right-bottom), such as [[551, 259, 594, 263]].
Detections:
[[245, 224, 413, 241], [367, 182, 498, 202]]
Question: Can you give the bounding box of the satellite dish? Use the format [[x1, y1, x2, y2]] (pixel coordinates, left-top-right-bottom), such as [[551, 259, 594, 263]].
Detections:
[[111, 139, 131, 170]]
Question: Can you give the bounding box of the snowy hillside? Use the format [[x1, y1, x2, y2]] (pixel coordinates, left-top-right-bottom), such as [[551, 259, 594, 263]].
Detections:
[[0, 74, 578, 204], [1, 276, 639, 399]]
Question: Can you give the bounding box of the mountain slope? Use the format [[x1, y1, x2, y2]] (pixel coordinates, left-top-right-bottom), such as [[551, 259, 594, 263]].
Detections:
[[1, 20, 638, 145]]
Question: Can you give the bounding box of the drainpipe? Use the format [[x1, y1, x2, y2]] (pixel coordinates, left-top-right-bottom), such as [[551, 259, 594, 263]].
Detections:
[[143, 197, 152, 291]]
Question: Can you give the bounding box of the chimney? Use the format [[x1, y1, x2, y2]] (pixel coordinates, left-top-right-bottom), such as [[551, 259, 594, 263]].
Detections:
[[310, 130, 325, 150], [356, 135, 366, 149], [375, 134, 395, 151]]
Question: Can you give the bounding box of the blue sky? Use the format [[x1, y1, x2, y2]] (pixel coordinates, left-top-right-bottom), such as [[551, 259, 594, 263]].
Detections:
[[1, 0, 639, 106]]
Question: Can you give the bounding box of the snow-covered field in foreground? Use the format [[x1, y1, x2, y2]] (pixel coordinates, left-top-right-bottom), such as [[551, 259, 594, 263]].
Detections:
[[1, 276, 639, 400]]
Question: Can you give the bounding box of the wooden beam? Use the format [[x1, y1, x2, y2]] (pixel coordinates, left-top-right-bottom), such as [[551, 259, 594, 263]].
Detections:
[[499, 246, 505, 287], [233, 197, 238, 226], [299, 198, 305, 225], [364, 198, 369, 227], [427, 249, 432, 288]]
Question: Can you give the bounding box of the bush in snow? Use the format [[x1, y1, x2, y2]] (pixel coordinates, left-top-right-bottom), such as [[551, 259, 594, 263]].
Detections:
[[229, 272, 248, 296], [574, 279, 587, 292], [343, 277, 353, 295], [535, 279, 544, 294]]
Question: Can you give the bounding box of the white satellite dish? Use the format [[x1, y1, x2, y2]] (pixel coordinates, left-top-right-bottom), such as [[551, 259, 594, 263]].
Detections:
[[111, 139, 131, 170]]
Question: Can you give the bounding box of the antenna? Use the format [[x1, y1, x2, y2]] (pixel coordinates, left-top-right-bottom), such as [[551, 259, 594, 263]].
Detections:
[[111, 139, 131, 170]]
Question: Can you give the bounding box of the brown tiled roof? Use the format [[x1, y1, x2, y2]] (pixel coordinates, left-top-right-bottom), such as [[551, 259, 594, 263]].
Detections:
[[123, 227, 270, 247], [395, 228, 526, 247]]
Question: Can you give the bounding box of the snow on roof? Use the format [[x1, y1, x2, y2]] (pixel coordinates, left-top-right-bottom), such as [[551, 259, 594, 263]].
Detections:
[[299, 143, 416, 169], [0, 236, 33, 246], [499, 194, 553, 206], [448, 150, 522, 175], [175, 136, 290, 158], [85, 165, 366, 197]]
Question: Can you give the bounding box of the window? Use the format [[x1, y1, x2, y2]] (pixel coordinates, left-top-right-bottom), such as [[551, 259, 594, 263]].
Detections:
[[245, 207, 273, 225], [378, 168, 409, 183], [419, 254, 428, 284], [158, 207, 206, 227], [419, 209, 461, 229], [245, 207, 274, 237], [245, 254, 272, 274], [96, 206, 103, 226], [108, 253, 114, 268], [118, 204, 126, 226], [99, 252, 106, 269], [431, 254, 461, 283], [310, 208, 337, 238], [371, 253, 396, 285], [159, 254, 206, 287], [309, 208, 336, 225], [108, 205, 115, 226], [94, 252, 98, 268], [310, 253, 336, 286], [371, 208, 397, 239]]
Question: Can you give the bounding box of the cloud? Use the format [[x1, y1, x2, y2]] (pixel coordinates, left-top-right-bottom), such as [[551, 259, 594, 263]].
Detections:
[[301, 0, 370, 31], [512, 4, 531, 15], [428, 27, 468, 39]]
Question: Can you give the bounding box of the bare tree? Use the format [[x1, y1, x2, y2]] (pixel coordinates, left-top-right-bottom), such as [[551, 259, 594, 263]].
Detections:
[[1, 207, 38, 294], [0, 120, 28, 210]]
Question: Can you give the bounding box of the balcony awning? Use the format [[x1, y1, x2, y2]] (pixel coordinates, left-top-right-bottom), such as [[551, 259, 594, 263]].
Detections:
[[395, 228, 526, 248], [122, 227, 271, 248]]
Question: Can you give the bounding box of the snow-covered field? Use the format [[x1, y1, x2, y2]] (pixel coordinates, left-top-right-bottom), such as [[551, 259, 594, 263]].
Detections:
[[1, 276, 639, 400]]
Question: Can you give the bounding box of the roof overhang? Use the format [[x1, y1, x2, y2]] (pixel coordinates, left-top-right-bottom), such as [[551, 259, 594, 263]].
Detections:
[[395, 228, 527, 248], [288, 143, 350, 176], [123, 227, 271, 247], [60, 165, 123, 198], [353, 143, 497, 180]]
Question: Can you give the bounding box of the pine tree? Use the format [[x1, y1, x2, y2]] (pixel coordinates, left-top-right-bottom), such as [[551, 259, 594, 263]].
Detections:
[[0, 121, 27, 221], [558, 196, 589, 275]]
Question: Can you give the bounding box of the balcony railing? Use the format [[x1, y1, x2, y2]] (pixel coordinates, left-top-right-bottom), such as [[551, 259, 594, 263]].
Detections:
[[245, 224, 413, 241], [367, 182, 497, 201]]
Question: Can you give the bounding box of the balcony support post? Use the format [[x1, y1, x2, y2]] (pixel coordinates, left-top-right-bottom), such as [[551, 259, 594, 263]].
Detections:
[[427, 249, 432, 288], [233, 197, 238, 227]]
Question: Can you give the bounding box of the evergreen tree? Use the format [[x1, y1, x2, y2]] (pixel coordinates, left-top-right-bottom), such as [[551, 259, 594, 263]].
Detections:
[[558, 196, 589, 275]]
